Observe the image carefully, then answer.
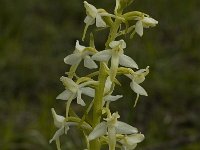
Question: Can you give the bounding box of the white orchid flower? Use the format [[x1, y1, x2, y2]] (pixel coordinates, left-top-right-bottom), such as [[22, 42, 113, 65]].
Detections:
[[64, 40, 97, 69], [83, 1, 120, 40], [56, 76, 95, 106], [88, 112, 138, 150], [135, 17, 158, 37], [84, 1, 107, 28], [92, 40, 138, 81], [126, 66, 149, 97], [49, 108, 78, 150], [119, 134, 145, 150]]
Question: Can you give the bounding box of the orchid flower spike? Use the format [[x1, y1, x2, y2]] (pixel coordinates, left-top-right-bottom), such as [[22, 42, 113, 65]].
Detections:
[[56, 76, 95, 106], [135, 16, 158, 37], [92, 39, 138, 81], [64, 40, 97, 69]]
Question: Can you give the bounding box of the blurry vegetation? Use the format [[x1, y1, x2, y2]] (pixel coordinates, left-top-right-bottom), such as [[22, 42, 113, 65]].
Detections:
[[0, 0, 200, 149]]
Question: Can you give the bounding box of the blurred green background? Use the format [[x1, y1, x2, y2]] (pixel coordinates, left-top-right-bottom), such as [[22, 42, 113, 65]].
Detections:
[[0, 0, 200, 149]]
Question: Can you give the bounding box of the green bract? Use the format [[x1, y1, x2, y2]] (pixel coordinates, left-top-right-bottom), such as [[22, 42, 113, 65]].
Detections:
[[50, 0, 157, 149]]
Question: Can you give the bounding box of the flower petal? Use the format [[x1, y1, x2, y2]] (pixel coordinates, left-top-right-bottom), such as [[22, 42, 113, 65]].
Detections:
[[109, 40, 126, 49], [88, 121, 107, 141], [92, 50, 112, 62], [81, 87, 95, 97], [64, 53, 82, 65], [49, 126, 64, 143], [84, 15, 95, 26], [135, 20, 143, 37], [115, 121, 138, 134], [60, 76, 78, 93], [104, 76, 112, 94], [142, 17, 158, 27], [123, 144, 137, 150], [56, 89, 73, 100], [104, 95, 123, 102], [126, 134, 145, 144], [130, 81, 148, 96], [77, 90, 86, 106], [110, 53, 119, 81], [75, 40, 86, 52], [96, 14, 107, 27], [51, 108, 65, 128], [134, 76, 145, 84], [84, 1, 98, 18], [84, 56, 98, 69], [119, 54, 138, 69]]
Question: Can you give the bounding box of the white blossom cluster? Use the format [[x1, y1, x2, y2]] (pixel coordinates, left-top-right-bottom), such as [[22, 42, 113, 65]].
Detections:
[[50, 0, 158, 150]]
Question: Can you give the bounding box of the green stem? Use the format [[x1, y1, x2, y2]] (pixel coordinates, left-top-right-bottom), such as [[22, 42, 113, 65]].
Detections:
[[92, 63, 107, 126], [56, 139, 61, 150], [90, 62, 107, 150], [105, 19, 122, 48], [66, 95, 74, 119], [90, 18, 121, 150], [68, 64, 79, 79]]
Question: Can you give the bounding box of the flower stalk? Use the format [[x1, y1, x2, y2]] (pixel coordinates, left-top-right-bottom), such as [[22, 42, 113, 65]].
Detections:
[[90, 62, 107, 150]]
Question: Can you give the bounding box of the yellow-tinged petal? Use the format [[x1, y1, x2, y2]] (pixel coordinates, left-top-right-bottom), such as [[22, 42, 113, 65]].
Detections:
[[130, 81, 148, 96]]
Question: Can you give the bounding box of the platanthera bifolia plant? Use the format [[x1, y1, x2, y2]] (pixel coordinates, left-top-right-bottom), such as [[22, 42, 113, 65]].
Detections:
[[50, 0, 158, 150]]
